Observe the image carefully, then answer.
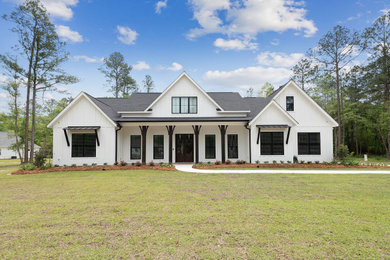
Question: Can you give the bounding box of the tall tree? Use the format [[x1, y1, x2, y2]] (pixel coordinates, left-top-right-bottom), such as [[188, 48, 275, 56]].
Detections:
[[143, 74, 154, 93], [99, 52, 136, 98], [363, 11, 390, 157], [259, 82, 274, 97], [310, 25, 361, 147], [292, 58, 318, 91], [0, 55, 23, 163], [3, 0, 43, 163]]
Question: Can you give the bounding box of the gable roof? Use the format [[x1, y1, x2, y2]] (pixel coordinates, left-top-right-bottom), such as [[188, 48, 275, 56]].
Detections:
[[145, 72, 224, 111]]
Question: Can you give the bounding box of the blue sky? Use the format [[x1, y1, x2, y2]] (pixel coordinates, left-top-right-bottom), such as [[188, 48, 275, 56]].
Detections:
[[0, 0, 389, 111]]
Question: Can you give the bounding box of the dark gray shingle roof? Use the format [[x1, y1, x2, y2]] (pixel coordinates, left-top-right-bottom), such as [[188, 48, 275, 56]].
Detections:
[[86, 83, 288, 123]]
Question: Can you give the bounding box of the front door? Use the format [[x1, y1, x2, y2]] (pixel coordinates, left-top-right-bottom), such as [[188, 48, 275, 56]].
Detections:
[[175, 134, 194, 162]]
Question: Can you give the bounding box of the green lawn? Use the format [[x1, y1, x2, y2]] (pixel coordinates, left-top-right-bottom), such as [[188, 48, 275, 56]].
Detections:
[[1, 167, 390, 258], [0, 159, 21, 167]]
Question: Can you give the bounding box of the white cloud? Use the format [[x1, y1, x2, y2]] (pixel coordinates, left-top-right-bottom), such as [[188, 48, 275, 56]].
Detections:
[[160, 62, 183, 71], [42, 0, 79, 20], [214, 38, 257, 50], [117, 26, 138, 45], [257, 51, 304, 67], [0, 74, 7, 84], [203, 66, 291, 90], [56, 25, 83, 43], [270, 39, 280, 46], [380, 9, 390, 15], [73, 55, 102, 63], [0, 92, 9, 99], [133, 61, 150, 70], [155, 0, 168, 14], [187, 0, 317, 39]]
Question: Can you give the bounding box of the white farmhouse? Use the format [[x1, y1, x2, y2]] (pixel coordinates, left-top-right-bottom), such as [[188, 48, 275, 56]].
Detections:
[[48, 72, 338, 166]]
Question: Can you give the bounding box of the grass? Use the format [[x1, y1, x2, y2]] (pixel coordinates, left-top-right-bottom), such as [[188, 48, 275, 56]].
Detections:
[[0, 159, 21, 166], [355, 155, 390, 164], [1, 166, 390, 258]]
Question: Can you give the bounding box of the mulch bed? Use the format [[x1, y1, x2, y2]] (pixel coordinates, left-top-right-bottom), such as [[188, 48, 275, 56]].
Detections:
[[193, 163, 390, 169], [11, 165, 176, 175]]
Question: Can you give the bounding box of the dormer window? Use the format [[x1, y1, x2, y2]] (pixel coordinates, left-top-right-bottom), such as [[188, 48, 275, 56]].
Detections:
[[286, 96, 294, 111], [172, 97, 197, 114]]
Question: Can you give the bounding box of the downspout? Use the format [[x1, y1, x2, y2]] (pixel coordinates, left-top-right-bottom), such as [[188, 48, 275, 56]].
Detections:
[[115, 123, 122, 163], [245, 123, 251, 164]]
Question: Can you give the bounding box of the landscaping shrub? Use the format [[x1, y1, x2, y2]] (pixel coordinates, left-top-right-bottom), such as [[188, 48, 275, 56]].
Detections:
[[300, 160, 305, 164], [272, 160, 277, 164], [287, 160, 292, 164], [336, 144, 350, 161], [83, 163, 88, 167], [315, 161, 320, 164], [149, 161, 155, 166], [120, 160, 127, 166], [264, 161, 269, 164], [33, 150, 46, 168], [91, 163, 97, 167], [225, 160, 231, 165], [63, 165, 67, 168], [20, 163, 36, 171], [280, 160, 284, 164], [103, 163, 108, 166], [135, 161, 142, 167], [71, 164, 77, 167], [114, 161, 119, 165], [54, 164, 59, 167], [307, 161, 312, 164], [215, 160, 221, 165], [255, 160, 260, 164]]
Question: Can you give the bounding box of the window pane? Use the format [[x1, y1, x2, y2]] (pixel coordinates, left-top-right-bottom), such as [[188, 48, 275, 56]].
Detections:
[[72, 133, 96, 157], [189, 97, 197, 113], [172, 97, 180, 114], [131, 135, 141, 159], [261, 132, 284, 155], [205, 135, 215, 159], [153, 135, 164, 159], [286, 96, 294, 111], [298, 132, 321, 155], [180, 97, 189, 113], [228, 134, 238, 158]]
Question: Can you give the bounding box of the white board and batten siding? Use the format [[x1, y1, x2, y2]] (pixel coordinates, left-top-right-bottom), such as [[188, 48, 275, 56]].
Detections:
[[51, 95, 116, 166]]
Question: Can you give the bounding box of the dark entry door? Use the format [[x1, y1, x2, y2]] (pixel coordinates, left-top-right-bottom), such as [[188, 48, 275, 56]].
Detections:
[[175, 134, 194, 162]]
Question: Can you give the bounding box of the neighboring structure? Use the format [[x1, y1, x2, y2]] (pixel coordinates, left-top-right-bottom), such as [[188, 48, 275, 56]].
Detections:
[[48, 72, 338, 166], [0, 131, 40, 159]]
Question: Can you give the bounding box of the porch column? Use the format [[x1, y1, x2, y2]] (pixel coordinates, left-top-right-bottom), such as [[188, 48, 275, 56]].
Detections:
[[218, 125, 228, 163], [139, 126, 149, 164], [192, 125, 202, 164], [166, 125, 175, 164]]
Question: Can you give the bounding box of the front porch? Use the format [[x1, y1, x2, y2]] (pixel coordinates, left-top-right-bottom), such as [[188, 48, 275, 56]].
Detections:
[[116, 122, 250, 164]]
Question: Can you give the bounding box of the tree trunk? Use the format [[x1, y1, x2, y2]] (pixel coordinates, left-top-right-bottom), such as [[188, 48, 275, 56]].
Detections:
[[23, 22, 38, 163], [335, 64, 342, 147], [30, 87, 37, 163], [354, 117, 359, 156], [341, 86, 345, 145], [13, 93, 22, 164]]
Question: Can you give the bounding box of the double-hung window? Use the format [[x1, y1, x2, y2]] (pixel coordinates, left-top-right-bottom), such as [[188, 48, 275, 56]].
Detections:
[[153, 135, 164, 159], [72, 133, 96, 157], [227, 134, 238, 159], [172, 97, 197, 114], [130, 135, 141, 159], [205, 135, 216, 159], [260, 132, 284, 155], [286, 96, 294, 111], [298, 133, 321, 155]]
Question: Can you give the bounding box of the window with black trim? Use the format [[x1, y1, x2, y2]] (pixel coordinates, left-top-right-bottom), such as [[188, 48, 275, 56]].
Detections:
[[228, 134, 238, 158], [130, 135, 141, 159], [205, 135, 216, 159], [298, 133, 321, 155], [172, 97, 197, 114], [286, 96, 294, 111], [153, 135, 164, 159], [261, 132, 284, 155], [72, 133, 96, 157]]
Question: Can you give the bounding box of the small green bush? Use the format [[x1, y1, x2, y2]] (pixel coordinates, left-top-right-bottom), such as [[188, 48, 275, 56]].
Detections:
[[103, 163, 108, 166], [91, 163, 97, 167], [54, 164, 59, 167], [20, 163, 36, 171], [336, 145, 350, 161], [63, 165, 67, 168], [149, 161, 155, 166], [287, 160, 292, 164], [83, 163, 88, 167], [272, 160, 277, 164], [135, 161, 142, 167], [71, 164, 77, 167], [280, 160, 284, 164], [255, 160, 260, 164], [114, 161, 119, 165], [264, 161, 269, 164], [315, 161, 320, 164], [33, 150, 46, 168], [307, 161, 312, 164], [225, 160, 231, 165], [215, 160, 221, 165], [300, 160, 305, 164], [120, 160, 127, 166]]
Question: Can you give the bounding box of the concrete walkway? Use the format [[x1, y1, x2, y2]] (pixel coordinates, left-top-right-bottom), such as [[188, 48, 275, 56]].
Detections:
[[174, 164, 390, 174]]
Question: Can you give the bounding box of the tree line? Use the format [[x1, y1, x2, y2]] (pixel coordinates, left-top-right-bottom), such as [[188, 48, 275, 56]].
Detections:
[[0, 0, 155, 164]]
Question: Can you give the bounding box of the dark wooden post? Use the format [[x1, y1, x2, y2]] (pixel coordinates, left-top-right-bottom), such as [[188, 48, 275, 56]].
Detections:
[[192, 125, 202, 164], [166, 125, 175, 164], [218, 125, 228, 163], [139, 126, 149, 164]]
